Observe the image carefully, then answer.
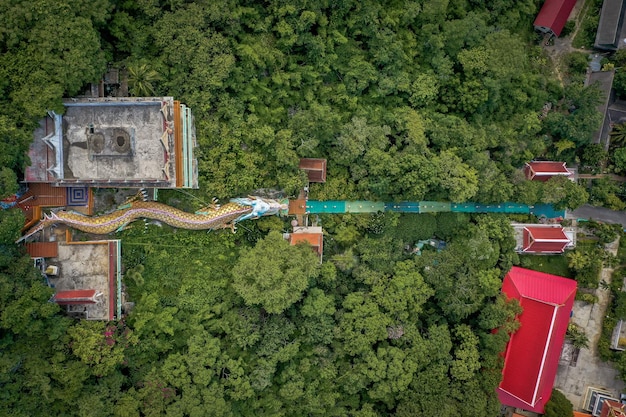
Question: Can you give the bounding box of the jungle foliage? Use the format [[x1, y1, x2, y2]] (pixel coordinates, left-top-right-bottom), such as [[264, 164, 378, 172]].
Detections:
[[0, 0, 605, 416]]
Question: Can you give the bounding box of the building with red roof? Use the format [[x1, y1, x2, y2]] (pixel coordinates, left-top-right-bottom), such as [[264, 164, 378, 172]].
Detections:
[[35, 232, 122, 321], [534, 0, 577, 37], [25, 97, 197, 189], [600, 399, 626, 417], [524, 161, 572, 181], [497, 267, 577, 414], [522, 226, 571, 254], [53, 289, 101, 305], [299, 158, 327, 183], [25, 242, 59, 258], [289, 226, 323, 263]]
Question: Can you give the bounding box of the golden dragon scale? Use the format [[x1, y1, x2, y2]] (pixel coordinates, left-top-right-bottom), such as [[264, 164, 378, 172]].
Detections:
[[21, 201, 253, 239]]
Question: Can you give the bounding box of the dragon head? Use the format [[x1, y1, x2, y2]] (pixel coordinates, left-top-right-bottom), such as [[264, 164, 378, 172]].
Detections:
[[231, 196, 288, 222]]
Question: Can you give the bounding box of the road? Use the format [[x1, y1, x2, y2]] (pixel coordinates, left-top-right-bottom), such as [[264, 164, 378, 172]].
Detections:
[[570, 204, 626, 228]]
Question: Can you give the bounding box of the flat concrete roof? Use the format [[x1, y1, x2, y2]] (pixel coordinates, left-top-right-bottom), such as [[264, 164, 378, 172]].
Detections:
[[46, 236, 120, 321], [63, 98, 170, 185]]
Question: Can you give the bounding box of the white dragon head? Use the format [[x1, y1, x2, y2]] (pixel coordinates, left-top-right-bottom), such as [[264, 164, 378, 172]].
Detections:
[[231, 196, 288, 222]]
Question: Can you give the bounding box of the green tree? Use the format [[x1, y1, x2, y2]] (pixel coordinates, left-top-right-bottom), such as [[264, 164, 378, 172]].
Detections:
[[611, 123, 626, 149], [232, 231, 320, 314], [566, 322, 589, 349], [613, 147, 626, 173], [338, 291, 390, 356], [615, 291, 626, 320], [543, 389, 573, 417], [0, 167, 18, 200], [127, 61, 162, 97], [581, 143, 607, 168], [0, 114, 34, 174], [0, 0, 109, 118], [450, 325, 481, 381], [66, 321, 133, 377], [565, 52, 589, 75], [590, 177, 625, 209], [614, 71, 626, 99], [541, 175, 589, 210], [433, 150, 479, 202]]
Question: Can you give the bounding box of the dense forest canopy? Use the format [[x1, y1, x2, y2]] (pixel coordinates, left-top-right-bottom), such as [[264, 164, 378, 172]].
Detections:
[[0, 0, 602, 416]]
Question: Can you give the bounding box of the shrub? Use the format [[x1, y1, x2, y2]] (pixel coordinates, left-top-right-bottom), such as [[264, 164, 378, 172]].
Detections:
[[561, 20, 576, 37], [565, 52, 589, 75], [576, 292, 598, 304], [543, 389, 574, 417]]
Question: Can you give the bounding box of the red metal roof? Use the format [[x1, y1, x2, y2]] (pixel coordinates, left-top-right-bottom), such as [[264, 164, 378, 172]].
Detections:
[[25, 242, 59, 258], [533, 0, 577, 37], [108, 241, 117, 321], [497, 267, 577, 413], [523, 226, 570, 253]]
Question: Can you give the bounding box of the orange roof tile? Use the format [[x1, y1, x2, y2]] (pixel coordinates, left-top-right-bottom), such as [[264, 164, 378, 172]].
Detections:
[[25, 242, 59, 258]]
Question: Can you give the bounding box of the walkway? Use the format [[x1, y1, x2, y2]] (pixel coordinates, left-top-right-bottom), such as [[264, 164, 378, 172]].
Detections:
[[570, 204, 626, 228], [554, 238, 625, 410], [578, 174, 626, 182]]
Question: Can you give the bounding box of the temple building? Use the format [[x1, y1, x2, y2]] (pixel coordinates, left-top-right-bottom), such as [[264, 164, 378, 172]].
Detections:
[[524, 161, 573, 182], [25, 97, 197, 189], [497, 267, 577, 413]]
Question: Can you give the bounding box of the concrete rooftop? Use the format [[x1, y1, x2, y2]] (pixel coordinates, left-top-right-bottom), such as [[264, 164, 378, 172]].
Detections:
[[25, 97, 198, 188], [46, 230, 121, 321]]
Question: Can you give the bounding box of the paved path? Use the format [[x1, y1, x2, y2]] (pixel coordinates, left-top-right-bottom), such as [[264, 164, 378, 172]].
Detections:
[[578, 174, 626, 182], [554, 239, 625, 410], [570, 205, 626, 228]]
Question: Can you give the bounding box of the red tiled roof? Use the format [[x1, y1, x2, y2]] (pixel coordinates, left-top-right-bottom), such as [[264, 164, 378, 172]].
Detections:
[[534, 0, 577, 37], [25, 242, 59, 258], [16, 183, 67, 227], [18, 183, 67, 208], [299, 158, 327, 183], [525, 161, 571, 181], [523, 226, 570, 253], [53, 289, 99, 305], [497, 267, 577, 414], [601, 399, 626, 417], [288, 199, 307, 215], [289, 233, 323, 255], [527, 161, 569, 173], [289, 233, 324, 263]]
